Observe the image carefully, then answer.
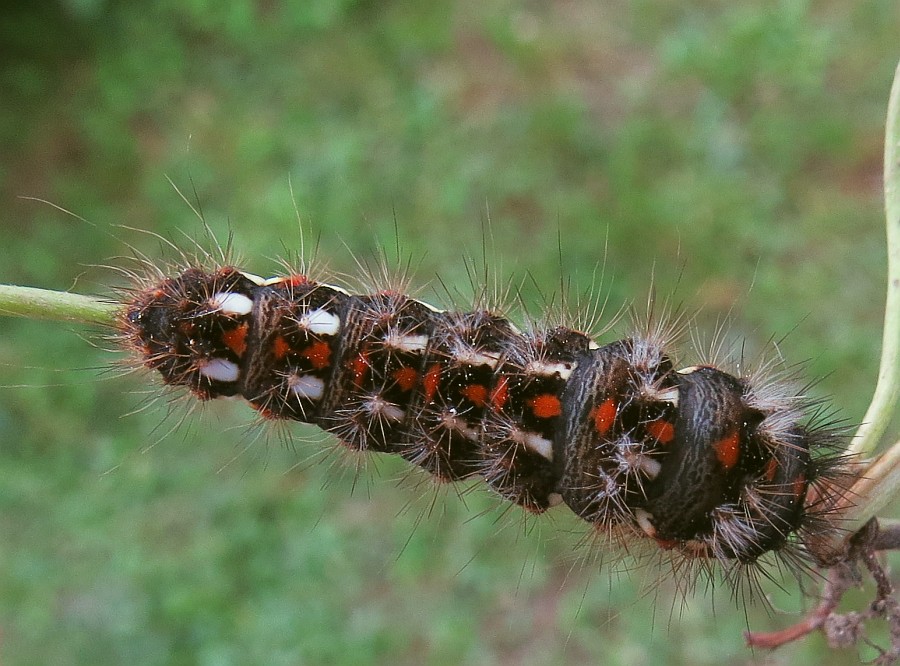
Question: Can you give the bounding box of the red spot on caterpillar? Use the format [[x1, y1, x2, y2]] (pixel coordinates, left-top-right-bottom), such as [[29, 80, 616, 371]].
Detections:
[[423, 363, 441, 402], [284, 274, 309, 286], [655, 538, 679, 550], [490, 376, 509, 411], [392, 366, 418, 392], [528, 393, 561, 419], [349, 352, 370, 387], [592, 398, 617, 435], [301, 340, 332, 369], [461, 384, 488, 408], [713, 430, 741, 470], [221, 323, 248, 356], [273, 335, 291, 360], [646, 419, 675, 444]]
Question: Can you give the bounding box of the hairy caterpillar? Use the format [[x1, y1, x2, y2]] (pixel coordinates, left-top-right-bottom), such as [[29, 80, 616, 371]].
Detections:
[[116, 244, 848, 589]]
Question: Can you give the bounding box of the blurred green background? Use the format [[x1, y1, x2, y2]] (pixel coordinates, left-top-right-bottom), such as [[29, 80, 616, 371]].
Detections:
[[1, 1, 898, 664]]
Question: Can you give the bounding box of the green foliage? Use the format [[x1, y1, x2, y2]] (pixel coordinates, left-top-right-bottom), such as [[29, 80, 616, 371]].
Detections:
[[0, 1, 897, 664]]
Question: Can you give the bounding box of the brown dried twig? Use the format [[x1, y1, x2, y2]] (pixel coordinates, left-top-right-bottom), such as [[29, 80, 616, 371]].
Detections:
[[747, 519, 900, 664]]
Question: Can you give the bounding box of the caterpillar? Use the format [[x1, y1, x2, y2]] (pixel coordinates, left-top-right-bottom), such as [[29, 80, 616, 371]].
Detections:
[[116, 250, 848, 586]]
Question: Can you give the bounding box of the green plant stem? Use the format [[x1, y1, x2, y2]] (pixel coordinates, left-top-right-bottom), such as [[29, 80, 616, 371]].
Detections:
[[825, 58, 900, 548], [849, 59, 900, 462], [0, 284, 118, 325]]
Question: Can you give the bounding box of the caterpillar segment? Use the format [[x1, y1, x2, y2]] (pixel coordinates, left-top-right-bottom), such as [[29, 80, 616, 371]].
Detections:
[[121, 265, 845, 570]]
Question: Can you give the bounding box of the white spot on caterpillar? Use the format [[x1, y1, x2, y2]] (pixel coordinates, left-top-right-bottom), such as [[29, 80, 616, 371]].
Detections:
[[384, 332, 429, 352], [260, 275, 288, 286], [289, 374, 325, 400], [635, 508, 657, 538], [366, 396, 406, 422], [320, 282, 351, 296], [239, 271, 266, 285], [524, 360, 573, 380], [547, 492, 564, 507], [508, 426, 554, 461], [636, 456, 661, 479], [298, 309, 341, 336], [199, 358, 240, 383], [258, 276, 352, 298], [645, 385, 679, 407], [524, 432, 554, 461], [676, 366, 700, 375], [454, 349, 501, 369], [381, 404, 406, 422], [411, 297, 443, 313], [210, 292, 253, 316]]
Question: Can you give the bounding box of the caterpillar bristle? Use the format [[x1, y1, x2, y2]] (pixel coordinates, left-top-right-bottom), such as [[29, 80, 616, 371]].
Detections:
[[112, 229, 853, 609]]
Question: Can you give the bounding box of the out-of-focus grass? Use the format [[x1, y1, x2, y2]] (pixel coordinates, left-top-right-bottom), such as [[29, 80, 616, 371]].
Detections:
[[0, 2, 898, 664]]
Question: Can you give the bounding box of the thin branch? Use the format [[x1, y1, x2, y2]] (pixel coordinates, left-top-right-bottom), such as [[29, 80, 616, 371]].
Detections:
[[747, 519, 900, 661], [0, 284, 118, 326]]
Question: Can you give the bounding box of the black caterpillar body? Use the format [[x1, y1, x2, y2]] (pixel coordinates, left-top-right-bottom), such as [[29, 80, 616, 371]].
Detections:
[[122, 265, 845, 571]]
